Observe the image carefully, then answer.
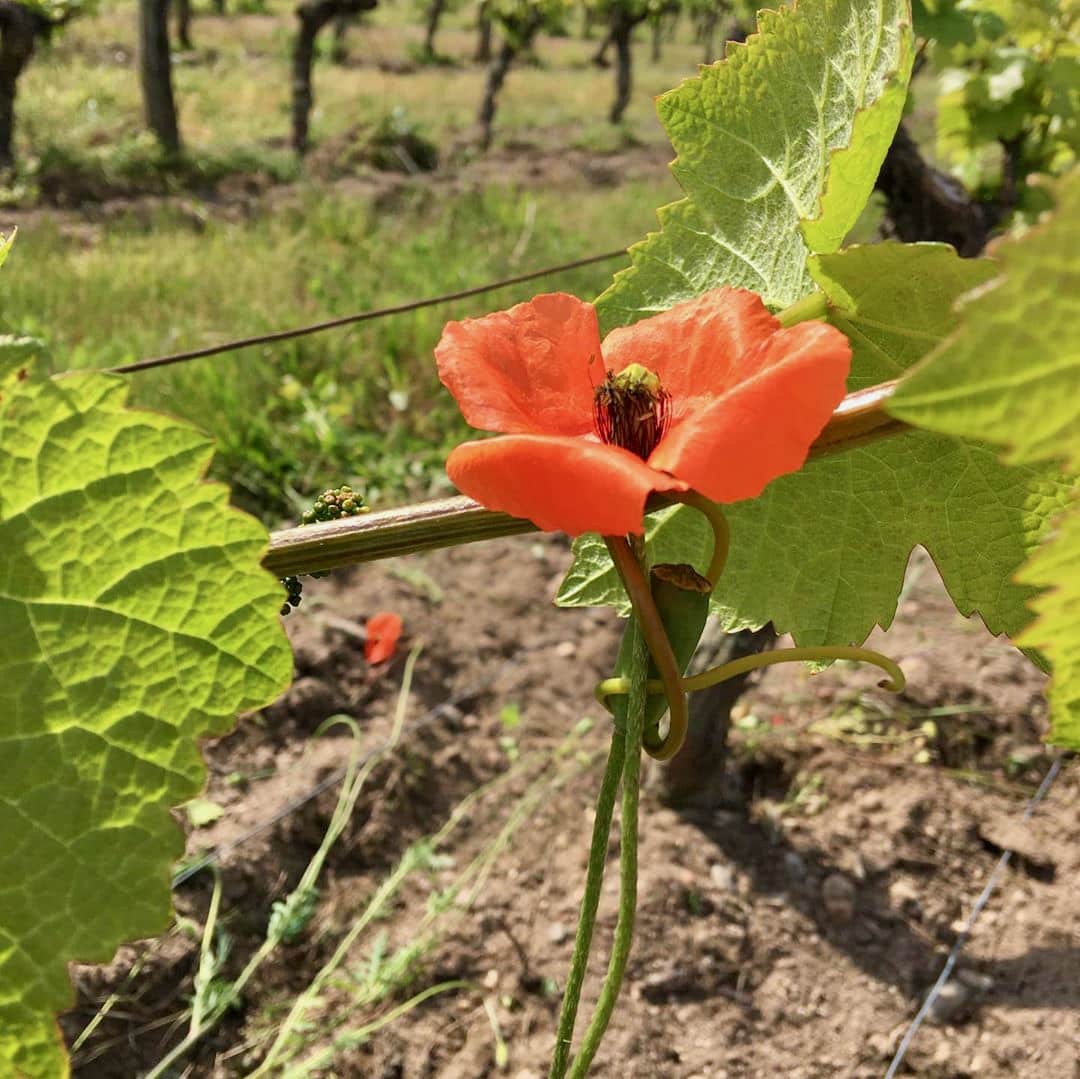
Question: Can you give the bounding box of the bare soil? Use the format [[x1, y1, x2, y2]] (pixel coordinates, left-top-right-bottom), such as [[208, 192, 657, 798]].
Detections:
[[63, 537, 1079, 1078], [0, 137, 673, 231]]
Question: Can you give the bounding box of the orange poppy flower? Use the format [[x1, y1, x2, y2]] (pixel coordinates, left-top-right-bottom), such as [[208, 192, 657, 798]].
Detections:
[[365, 612, 403, 665], [436, 288, 851, 537]]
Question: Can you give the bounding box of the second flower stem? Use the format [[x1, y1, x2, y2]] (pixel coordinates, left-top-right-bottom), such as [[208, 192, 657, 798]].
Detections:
[[566, 618, 648, 1079], [548, 722, 627, 1079]]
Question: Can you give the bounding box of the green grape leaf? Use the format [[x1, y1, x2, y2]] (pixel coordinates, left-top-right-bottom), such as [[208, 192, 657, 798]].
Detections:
[[559, 243, 1071, 649], [801, 33, 914, 255], [890, 171, 1080, 749], [890, 175, 1080, 474], [912, 0, 979, 48], [1016, 507, 1080, 749], [596, 0, 913, 331], [0, 365, 292, 1077]]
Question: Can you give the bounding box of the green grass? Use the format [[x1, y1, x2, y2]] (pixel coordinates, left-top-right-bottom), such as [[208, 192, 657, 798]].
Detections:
[[5, 179, 676, 518]]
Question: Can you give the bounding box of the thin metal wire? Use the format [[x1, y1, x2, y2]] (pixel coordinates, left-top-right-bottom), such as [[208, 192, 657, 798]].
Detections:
[[884, 755, 1066, 1079], [171, 638, 552, 888], [106, 249, 625, 375]]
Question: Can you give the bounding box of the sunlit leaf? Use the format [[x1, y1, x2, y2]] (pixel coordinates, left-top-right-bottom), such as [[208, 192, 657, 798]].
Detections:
[[892, 171, 1080, 747], [0, 364, 292, 1077], [596, 0, 914, 328]]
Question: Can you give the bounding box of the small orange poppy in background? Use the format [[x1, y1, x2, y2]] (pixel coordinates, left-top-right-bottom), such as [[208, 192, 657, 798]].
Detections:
[[365, 612, 403, 664], [435, 288, 851, 537]]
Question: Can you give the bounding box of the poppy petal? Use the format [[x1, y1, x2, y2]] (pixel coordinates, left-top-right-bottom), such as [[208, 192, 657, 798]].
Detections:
[[647, 321, 851, 503], [365, 612, 403, 665], [601, 288, 779, 403], [447, 435, 687, 536], [436, 293, 601, 436]]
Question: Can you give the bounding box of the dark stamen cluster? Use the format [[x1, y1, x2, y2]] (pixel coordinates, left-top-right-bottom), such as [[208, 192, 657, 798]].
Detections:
[[593, 368, 670, 460]]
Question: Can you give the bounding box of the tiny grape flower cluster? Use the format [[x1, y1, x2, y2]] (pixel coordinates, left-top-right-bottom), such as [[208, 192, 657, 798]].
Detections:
[[301, 484, 365, 525], [280, 484, 367, 616]]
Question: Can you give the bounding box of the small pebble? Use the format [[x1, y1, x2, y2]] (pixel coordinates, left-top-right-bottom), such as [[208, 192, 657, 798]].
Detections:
[[709, 862, 736, 890], [857, 790, 884, 812], [933, 1042, 953, 1064], [783, 851, 807, 879], [926, 980, 971, 1025], [547, 922, 569, 945], [898, 654, 932, 693], [822, 873, 857, 925], [889, 877, 922, 919], [865, 1033, 891, 1059], [957, 969, 994, 993]]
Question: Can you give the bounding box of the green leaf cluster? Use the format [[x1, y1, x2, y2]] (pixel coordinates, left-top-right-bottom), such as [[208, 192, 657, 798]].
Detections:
[[560, 0, 1071, 687], [488, 0, 572, 39], [19, 0, 97, 24], [0, 350, 292, 1074], [583, 0, 678, 22], [919, 1, 1078, 210], [891, 170, 1080, 748], [912, 0, 1007, 51]]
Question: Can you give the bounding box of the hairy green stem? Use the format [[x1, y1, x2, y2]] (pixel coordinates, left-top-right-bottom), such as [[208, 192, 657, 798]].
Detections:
[[256, 728, 595, 1075], [566, 618, 648, 1078], [147, 651, 423, 1079], [548, 724, 627, 1079], [285, 768, 578, 1076], [189, 866, 224, 1038], [281, 982, 477, 1079]]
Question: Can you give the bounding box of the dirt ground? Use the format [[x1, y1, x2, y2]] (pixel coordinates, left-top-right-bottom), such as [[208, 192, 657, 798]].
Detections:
[[62, 536, 1079, 1078], [1, 137, 674, 232]]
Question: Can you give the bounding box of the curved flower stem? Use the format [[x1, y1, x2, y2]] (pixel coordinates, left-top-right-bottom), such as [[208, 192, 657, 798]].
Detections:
[[655, 490, 729, 587], [565, 619, 648, 1079], [604, 535, 689, 762], [548, 723, 627, 1079], [595, 645, 905, 706], [681, 645, 905, 694]]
